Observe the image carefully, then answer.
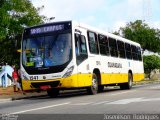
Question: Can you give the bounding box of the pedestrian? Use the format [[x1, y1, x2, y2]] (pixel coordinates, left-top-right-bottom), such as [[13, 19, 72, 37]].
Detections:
[[5, 63, 14, 83], [12, 65, 23, 93], [1, 62, 6, 87]]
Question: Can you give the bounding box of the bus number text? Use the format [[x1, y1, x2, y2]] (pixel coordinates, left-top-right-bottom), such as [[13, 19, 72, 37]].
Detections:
[[30, 76, 38, 80]]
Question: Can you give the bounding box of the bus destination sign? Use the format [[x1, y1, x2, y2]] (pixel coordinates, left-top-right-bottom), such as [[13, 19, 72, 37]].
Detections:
[[30, 24, 64, 35]]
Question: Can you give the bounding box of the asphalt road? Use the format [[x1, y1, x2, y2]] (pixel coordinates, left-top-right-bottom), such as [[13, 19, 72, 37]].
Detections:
[[1, 83, 160, 120]]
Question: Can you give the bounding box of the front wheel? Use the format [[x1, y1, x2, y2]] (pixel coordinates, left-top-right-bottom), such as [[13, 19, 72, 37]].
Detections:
[[87, 74, 98, 95], [98, 85, 104, 93]]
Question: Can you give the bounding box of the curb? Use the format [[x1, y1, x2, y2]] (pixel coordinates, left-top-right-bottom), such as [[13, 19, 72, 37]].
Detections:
[[133, 80, 160, 86], [11, 93, 47, 101]]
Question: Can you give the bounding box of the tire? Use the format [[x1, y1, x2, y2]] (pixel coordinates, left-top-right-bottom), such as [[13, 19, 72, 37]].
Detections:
[[120, 73, 133, 90], [47, 88, 59, 97], [87, 73, 98, 95], [98, 85, 104, 93]]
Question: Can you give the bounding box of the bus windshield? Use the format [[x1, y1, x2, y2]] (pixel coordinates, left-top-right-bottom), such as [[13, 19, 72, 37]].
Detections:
[[22, 33, 72, 68]]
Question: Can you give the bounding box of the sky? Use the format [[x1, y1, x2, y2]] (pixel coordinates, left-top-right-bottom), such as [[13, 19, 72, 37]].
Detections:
[[32, 0, 160, 32]]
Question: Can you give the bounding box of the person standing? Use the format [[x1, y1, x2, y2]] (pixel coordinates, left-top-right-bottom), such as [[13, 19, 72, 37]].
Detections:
[[12, 65, 23, 93], [12, 65, 18, 92], [1, 62, 6, 87], [5, 63, 14, 83]]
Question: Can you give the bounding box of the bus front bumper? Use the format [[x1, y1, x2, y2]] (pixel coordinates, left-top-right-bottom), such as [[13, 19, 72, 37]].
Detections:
[[21, 74, 92, 91]]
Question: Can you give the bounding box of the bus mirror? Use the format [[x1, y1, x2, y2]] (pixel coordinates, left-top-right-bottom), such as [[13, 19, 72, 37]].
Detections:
[[142, 49, 144, 54], [75, 29, 82, 34]]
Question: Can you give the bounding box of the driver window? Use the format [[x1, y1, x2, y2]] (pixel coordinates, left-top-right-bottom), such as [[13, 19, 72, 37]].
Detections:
[[75, 33, 88, 65], [75, 34, 87, 56]]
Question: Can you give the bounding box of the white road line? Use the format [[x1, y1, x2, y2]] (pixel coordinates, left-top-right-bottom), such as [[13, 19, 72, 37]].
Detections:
[[10, 102, 70, 114], [106, 97, 160, 105], [109, 90, 136, 96], [106, 98, 144, 105], [71, 102, 93, 105], [92, 101, 109, 105], [149, 86, 160, 89]]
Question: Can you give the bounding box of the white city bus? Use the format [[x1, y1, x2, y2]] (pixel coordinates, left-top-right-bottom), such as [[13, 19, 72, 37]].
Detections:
[[21, 21, 144, 97]]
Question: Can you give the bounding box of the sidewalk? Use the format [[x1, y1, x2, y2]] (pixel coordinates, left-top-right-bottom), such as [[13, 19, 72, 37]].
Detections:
[[0, 86, 18, 98], [0, 86, 47, 100]]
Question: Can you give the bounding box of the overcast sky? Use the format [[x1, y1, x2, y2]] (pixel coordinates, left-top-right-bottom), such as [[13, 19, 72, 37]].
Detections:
[[32, 0, 160, 32]]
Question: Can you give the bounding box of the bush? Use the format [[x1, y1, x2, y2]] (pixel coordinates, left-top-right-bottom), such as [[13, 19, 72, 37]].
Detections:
[[143, 55, 160, 78]]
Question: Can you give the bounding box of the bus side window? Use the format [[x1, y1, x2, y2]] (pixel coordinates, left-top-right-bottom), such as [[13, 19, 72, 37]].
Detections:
[[131, 45, 138, 60], [117, 40, 125, 58], [80, 36, 87, 54], [109, 38, 118, 57], [98, 34, 110, 56], [75, 34, 80, 56], [125, 43, 132, 60], [137, 47, 142, 61], [87, 31, 99, 54]]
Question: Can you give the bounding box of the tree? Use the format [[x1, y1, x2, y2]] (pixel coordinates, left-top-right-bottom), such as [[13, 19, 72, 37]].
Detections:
[[143, 55, 160, 78], [0, 0, 46, 65], [115, 20, 160, 53]]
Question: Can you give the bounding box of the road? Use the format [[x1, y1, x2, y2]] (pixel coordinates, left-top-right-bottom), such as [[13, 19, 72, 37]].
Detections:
[[1, 83, 160, 120]]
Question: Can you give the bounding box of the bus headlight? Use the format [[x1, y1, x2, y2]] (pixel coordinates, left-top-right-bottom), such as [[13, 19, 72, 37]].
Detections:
[[62, 66, 74, 78]]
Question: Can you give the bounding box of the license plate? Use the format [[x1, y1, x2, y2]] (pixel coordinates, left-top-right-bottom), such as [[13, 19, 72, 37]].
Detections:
[[40, 85, 51, 90]]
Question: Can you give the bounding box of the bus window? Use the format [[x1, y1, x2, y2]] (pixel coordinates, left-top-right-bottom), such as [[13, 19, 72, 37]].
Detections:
[[75, 33, 88, 65], [98, 34, 110, 56], [125, 43, 132, 60], [131, 45, 138, 60], [137, 47, 142, 61], [117, 40, 125, 58], [109, 38, 118, 57], [22, 37, 44, 67], [87, 31, 99, 54]]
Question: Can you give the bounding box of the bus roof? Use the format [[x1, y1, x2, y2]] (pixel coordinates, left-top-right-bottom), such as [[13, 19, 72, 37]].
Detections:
[[24, 20, 141, 47]]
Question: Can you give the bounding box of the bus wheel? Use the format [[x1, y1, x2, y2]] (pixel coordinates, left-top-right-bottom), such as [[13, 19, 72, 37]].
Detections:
[[87, 73, 98, 95], [120, 73, 133, 90], [47, 88, 59, 97], [98, 85, 104, 93]]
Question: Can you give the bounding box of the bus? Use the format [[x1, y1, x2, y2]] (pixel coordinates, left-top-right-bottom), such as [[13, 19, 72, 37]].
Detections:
[[20, 21, 144, 97]]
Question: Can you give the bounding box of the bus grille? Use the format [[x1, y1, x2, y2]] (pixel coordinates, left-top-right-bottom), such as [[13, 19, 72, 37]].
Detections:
[[31, 81, 60, 89]]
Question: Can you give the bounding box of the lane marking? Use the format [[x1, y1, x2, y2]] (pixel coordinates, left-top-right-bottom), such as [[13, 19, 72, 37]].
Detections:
[[149, 86, 160, 89], [92, 101, 109, 105], [10, 102, 70, 114], [107, 98, 143, 105], [106, 97, 160, 105], [71, 102, 93, 105], [109, 90, 136, 96]]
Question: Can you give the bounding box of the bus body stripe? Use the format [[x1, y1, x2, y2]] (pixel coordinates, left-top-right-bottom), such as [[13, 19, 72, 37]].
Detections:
[[22, 73, 144, 91]]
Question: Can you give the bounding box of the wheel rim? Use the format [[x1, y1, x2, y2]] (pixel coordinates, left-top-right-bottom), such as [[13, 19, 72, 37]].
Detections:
[[92, 76, 98, 91], [129, 74, 132, 87]]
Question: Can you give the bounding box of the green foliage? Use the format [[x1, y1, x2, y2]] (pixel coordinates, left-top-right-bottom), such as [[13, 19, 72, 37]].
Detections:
[[143, 55, 160, 75], [116, 20, 160, 53], [0, 0, 46, 65]]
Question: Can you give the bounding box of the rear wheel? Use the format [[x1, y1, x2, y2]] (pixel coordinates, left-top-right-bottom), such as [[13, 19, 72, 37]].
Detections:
[[87, 73, 98, 95], [47, 88, 59, 97], [120, 73, 133, 90]]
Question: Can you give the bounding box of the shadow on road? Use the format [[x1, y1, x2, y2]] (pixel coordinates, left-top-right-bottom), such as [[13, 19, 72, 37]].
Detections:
[[27, 87, 123, 100]]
